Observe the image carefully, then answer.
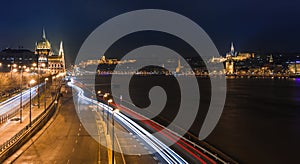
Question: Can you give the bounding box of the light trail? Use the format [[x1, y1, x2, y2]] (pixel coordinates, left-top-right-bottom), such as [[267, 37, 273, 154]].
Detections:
[[69, 82, 189, 164], [80, 82, 223, 163], [0, 84, 43, 116]]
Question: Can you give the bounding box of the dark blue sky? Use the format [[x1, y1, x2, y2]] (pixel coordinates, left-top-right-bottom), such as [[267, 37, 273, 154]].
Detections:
[[1, 0, 300, 64]]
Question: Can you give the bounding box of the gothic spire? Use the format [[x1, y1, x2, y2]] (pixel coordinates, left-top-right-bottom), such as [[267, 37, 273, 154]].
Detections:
[[59, 41, 64, 56], [230, 42, 234, 53], [42, 27, 46, 39]]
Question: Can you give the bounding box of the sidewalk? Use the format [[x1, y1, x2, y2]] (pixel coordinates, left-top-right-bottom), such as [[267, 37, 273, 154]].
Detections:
[[0, 92, 54, 145]]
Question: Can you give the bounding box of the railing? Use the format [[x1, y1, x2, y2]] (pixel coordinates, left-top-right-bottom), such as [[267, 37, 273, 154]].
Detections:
[[0, 86, 61, 163]]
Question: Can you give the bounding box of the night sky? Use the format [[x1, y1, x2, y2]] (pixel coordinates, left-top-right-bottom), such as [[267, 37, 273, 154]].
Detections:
[[1, 0, 300, 65]]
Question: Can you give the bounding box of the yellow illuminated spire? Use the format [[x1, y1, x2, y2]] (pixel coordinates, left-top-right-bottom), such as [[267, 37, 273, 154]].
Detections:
[[42, 27, 46, 39], [230, 42, 234, 53]]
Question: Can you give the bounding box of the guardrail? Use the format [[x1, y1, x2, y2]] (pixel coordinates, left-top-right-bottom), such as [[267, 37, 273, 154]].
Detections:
[[0, 86, 61, 163]]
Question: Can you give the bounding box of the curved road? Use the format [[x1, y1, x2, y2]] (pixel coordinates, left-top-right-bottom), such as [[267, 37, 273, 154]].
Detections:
[[11, 85, 158, 164], [12, 86, 101, 163]]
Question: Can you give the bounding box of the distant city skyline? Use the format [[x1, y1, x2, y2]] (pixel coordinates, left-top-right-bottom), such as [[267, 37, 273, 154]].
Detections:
[[1, 0, 300, 65]]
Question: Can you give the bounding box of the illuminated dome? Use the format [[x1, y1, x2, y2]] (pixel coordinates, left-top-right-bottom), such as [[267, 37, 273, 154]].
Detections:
[[36, 38, 51, 50], [36, 28, 51, 50]]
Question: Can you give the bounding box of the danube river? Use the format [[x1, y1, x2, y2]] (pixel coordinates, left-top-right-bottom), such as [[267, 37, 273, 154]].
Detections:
[[94, 75, 300, 163]]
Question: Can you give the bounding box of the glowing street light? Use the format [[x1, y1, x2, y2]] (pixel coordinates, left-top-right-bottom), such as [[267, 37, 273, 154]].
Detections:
[[44, 78, 49, 111], [107, 98, 113, 135], [18, 65, 27, 123], [8, 64, 17, 78], [112, 108, 119, 164], [104, 93, 109, 98], [29, 79, 36, 127], [37, 63, 41, 109]]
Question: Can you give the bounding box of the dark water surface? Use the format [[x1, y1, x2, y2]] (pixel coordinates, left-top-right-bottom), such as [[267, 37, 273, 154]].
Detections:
[[94, 75, 300, 163]]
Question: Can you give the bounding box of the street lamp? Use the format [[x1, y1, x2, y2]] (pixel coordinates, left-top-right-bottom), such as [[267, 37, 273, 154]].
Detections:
[[18, 65, 26, 123], [8, 64, 17, 79], [32, 63, 40, 108], [103, 93, 108, 98], [112, 108, 119, 164], [44, 78, 49, 111], [37, 64, 40, 108], [107, 98, 113, 135], [96, 90, 101, 112], [29, 79, 36, 127], [103, 93, 108, 119], [52, 76, 57, 100]]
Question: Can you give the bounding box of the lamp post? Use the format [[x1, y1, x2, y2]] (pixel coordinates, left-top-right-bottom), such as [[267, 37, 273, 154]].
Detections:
[[96, 90, 101, 112], [37, 64, 40, 108], [32, 63, 40, 108], [112, 108, 119, 164], [103, 93, 108, 120], [29, 79, 36, 127], [18, 65, 27, 123], [8, 64, 17, 79], [44, 78, 48, 111], [19, 67, 23, 123], [52, 76, 56, 100], [107, 98, 113, 135]]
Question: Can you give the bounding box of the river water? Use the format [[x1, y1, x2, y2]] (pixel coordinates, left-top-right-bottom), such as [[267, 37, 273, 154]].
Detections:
[[93, 75, 300, 163]]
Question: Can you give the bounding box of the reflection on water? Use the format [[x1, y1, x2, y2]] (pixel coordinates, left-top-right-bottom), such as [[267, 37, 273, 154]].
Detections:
[[207, 78, 300, 163]]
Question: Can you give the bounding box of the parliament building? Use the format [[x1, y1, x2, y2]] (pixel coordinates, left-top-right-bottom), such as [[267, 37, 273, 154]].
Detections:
[[35, 29, 66, 75]]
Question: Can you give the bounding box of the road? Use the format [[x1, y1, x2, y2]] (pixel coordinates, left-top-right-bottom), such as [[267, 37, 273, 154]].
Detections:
[[11, 84, 159, 163], [8, 80, 223, 163], [12, 86, 100, 163]]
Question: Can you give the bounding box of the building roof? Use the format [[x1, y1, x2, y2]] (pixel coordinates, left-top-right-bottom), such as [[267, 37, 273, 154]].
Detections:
[[1, 48, 34, 54], [36, 28, 51, 50], [36, 38, 51, 50]]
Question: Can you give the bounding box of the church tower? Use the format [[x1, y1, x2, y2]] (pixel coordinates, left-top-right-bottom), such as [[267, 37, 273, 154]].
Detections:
[[175, 58, 183, 73], [59, 41, 66, 72], [35, 28, 52, 67], [226, 42, 237, 58], [35, 28, 66, 75]]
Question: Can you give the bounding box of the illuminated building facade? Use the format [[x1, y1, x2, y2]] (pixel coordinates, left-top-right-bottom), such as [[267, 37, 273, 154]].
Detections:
[[35, 28, 66, 74], [0, 48, 38, 71], [48, 41, 66, 74], [226, 60, 234, 74], [78, 55, 135, 68], [288, 61, 300, 75]]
